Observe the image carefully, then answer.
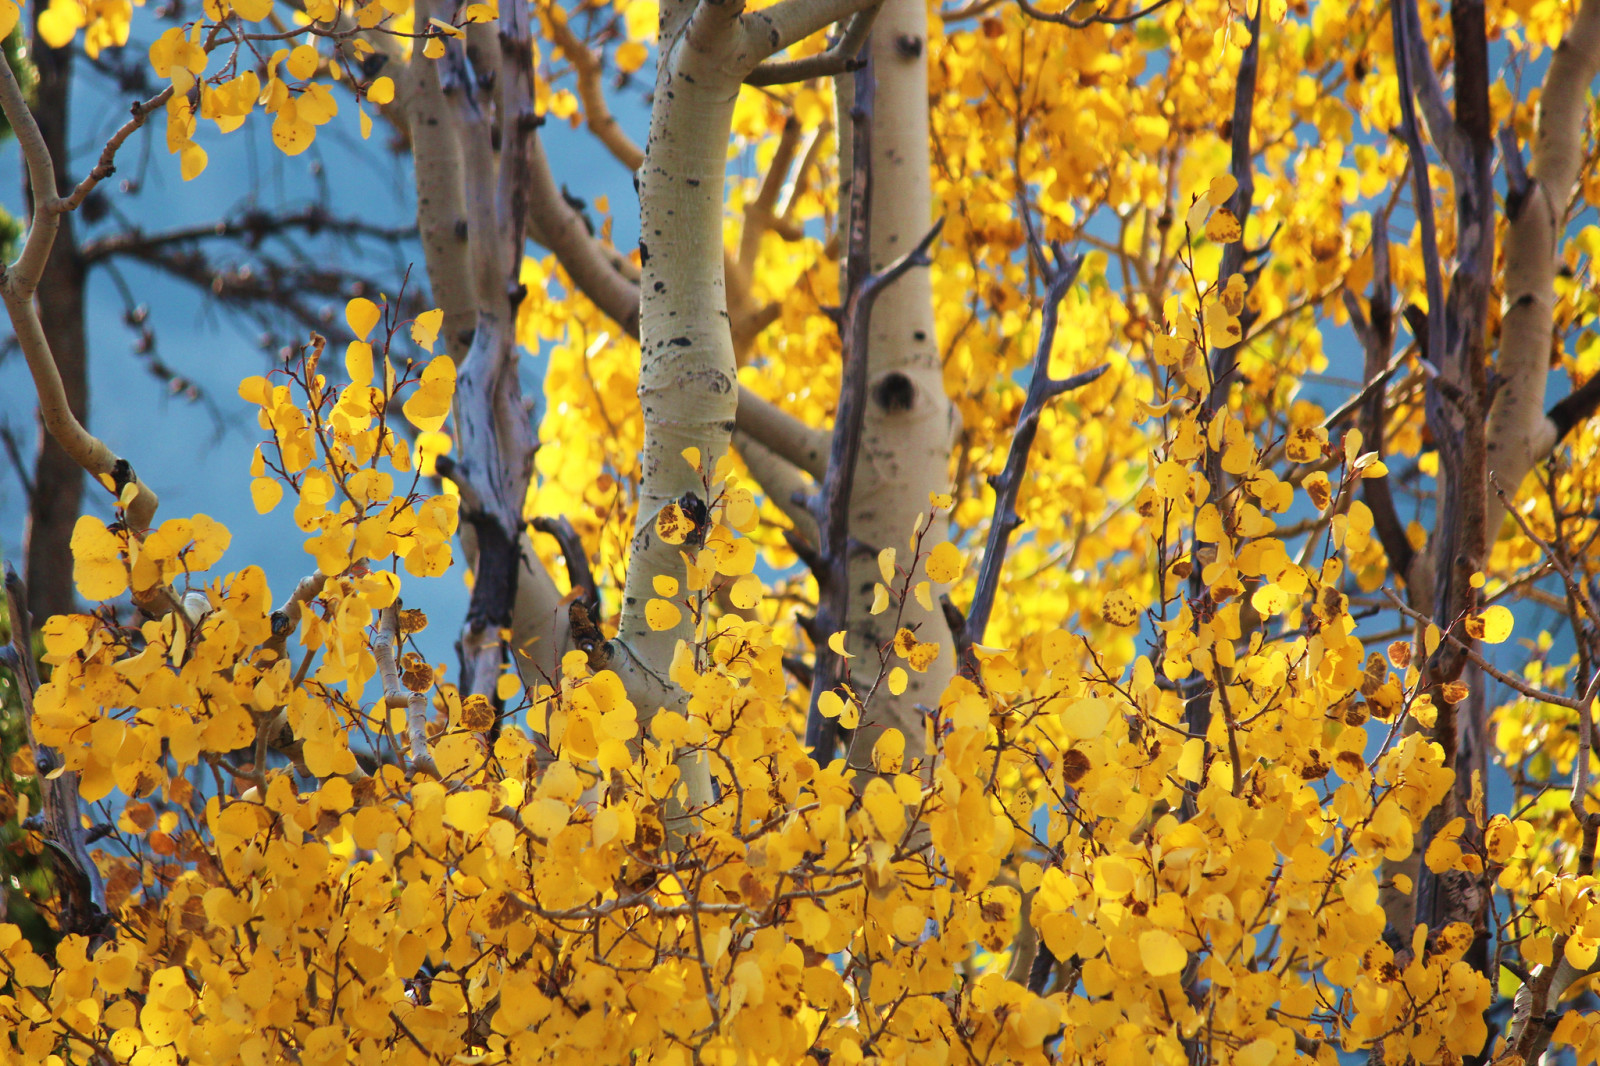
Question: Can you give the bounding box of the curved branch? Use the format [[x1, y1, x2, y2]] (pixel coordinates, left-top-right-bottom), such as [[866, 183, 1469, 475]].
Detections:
[[545, 4, 646, 170], [0, 54, 159, 532]]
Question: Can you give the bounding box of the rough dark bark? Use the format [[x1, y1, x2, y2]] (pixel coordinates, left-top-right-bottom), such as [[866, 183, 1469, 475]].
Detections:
[[22, 24, 87, 621]]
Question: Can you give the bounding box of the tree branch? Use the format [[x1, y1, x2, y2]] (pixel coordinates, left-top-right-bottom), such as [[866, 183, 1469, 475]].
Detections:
[[745, 4, 877, 86], [963, 254, 1104, 656], [742, 0, 884, 64], [0, 54, 160, 533]]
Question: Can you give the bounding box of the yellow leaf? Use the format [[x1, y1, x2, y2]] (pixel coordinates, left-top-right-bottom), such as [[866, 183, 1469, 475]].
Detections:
[[0, 1, 19, 41], [444, 790, 491, 833], [367, 75, 395, 105], [646, 599, 681, 631], [251, 477, 283, 514], [346, 341, 373, 388], [1204, 208, 1241, 243], [827, 631, 853, 658], [615, 39, 648, 73], [1139, 929, 1186, 976], [496, 672, 520, 701], [729, 574, 761, 610], [1101, 589, 1139, 627], [410, 308, 443, 350], [1208, 173, 1238, 205], [286, 43, 318, 80], [653, 574, 679, 597], [359, 107, 373, 140], [37, 0, 80, 48], [872, 729, 904, 773], [180, 144, 208, 181], [1060, 697, 1112, 740], [1485, 814, 1520, 863], [655, 502, 695, 545], [887, 668, 907, 695], [1477, 604, 1513, 645], [346, 298, 381, 342], [878, 547, 897, 585], [402, 355, 456, 432], [870, 583, 889, 615], [71, 516, 128, 601], [926, 542, 962, 584]]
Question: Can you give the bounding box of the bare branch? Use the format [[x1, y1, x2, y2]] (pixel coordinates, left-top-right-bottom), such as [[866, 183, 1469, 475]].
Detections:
[[742, 0, 883, 64], [531, 516, 599, 615], [57, 88, 173, 213], [1012, 0, 1173, 29], [734, 387, 831, 479], [746, 4, 877, 86], [545, 4, 646, 170], [963, 253, 1104, 655]]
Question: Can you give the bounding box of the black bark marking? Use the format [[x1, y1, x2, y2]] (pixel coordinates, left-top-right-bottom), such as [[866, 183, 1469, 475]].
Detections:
[[873, 371, 915, 413]]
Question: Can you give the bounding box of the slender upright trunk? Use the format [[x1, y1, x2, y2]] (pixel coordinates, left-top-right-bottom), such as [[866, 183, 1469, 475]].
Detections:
[[22, 27, 87, 621], [835, 0, 959, 770]]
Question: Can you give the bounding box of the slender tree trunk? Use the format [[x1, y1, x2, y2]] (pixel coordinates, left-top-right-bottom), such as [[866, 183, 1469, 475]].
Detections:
[[22, 26, 87, 621], [835, 0, 959, 771]]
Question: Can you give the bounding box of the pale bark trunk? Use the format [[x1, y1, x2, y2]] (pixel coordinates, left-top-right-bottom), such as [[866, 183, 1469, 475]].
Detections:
[[405, 0, 573, 708], [608, 2, 749, 752], [834, 0, 958, 771], [1484, 0, 1600, 536]]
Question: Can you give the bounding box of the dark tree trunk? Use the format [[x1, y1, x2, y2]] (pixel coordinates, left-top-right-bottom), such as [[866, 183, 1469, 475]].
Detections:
[[22, 22, 87, 621]]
